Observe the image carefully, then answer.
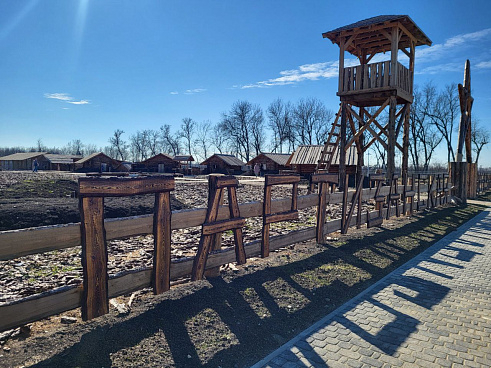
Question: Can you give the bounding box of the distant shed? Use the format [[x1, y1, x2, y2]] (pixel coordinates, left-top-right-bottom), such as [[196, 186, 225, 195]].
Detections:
[[286, 145, 358, 175], [75, 152, 127, 173], [247, 153, 291, 174], [44, 154, 82, 171], [134, 153, 177, 173], [201, 154, 245, 175], [0, 152, 46, 171]]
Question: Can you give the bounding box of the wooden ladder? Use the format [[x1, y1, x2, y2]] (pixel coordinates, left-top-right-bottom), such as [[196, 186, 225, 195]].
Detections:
[[191, 175, 247, 281], [315, 109, 342, 173]]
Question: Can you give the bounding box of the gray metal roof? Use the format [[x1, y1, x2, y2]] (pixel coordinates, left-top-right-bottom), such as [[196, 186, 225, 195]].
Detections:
[[202, 154, 245, 166], [0, 152, 46, 161], [44, 154, 82, 164], [247, 153, 291, 166], [287, 145, 357, 166]]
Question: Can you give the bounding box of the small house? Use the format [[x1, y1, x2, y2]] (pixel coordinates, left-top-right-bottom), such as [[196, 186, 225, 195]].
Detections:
[[0, 152, 46, 171], [133, 153, 177, 173], [173, 155, 196, 175], [286, 145, 358, 175], [201, 154, 245, 175], [43, 154, 82, 171], [75, 152, 127, 173], [247, 153, 291, 174]]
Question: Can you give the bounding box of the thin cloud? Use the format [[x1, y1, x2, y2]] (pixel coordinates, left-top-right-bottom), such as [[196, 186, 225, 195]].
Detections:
[[44, 92, 90, 105], [170, 91, 179, 95], [184, 88, 207, 95], [476, 61, 491, 69], [44, 93, 73, 101], [239, 28, 491, 89]]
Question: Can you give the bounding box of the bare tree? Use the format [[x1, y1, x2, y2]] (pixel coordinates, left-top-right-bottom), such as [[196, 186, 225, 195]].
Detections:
[[428, 83, 459, 163], [84, 143, 100, 155], [147, 130, 161, 157], [210, 122, 228, 154], [409, 84, 443, 171], [220, 100, 263, 162], [293, 97, 331, 146], [130, 130, 150, 162], [179, 117, 196, 156], [160, 124, 181, 156], [108, 129, 128, 160], [471, 119, 490, 166], [194, 120, 212, 161], [267, 98, 293, 153]]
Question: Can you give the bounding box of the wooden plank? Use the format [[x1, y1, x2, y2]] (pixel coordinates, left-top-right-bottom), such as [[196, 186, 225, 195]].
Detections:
[[79, 176, 174, 197], [265, 211, 298, 225], [265, 174, 301, 186], [153, 191, 172, 294], [311, 173, 338, 184], [228, 186, 246, 265], [370, 64, 377, 88], [316, 182, 327, 243], [215, 176, 239, 189], [202, 217, 246, 235], [367, 217, 383, 228], [80, 196, 108, 321]]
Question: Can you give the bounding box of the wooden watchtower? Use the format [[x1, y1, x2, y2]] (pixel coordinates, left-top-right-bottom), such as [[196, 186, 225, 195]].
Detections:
[[320, 15, 431, 187]]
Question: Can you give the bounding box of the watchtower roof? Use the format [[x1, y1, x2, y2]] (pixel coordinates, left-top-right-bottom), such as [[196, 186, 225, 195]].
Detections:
[[322, 15, 432, 58]]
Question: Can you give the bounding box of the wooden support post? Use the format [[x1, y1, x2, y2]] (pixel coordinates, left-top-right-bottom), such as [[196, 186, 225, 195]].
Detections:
[[342, 174, 364, 234], [341, 174, 349, 233], [204, 174, 224, 278], [387, 96, 397, 180], [367, 174, 385, 228], [261, 174, 300, 257], [311, 173, 338, 243], [153, 191, 172, 294], [387, 174, 400, 219], [402, 102, 410, 215], [339, 102, 347, 192], [78, 175, 175, 320], [80, 196, 108, 321], [192, 175, 246, 281]]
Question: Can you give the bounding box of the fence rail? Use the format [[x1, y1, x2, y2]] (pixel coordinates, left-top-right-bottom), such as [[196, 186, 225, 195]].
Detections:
[[0, 174, 451, 332]]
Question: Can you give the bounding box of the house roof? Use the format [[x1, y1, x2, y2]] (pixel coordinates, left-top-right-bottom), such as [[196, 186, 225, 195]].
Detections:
[[322, 15, 432, 58], [44, 154, 82, 165], [140, 153, 174, 164], [0, 152, 46, 161], [75, 152, 115, 164], [201, 154, 245, 167], [247, 153, 291, 166], [286, 145, 357, 166], [173, 155, 194, 162]]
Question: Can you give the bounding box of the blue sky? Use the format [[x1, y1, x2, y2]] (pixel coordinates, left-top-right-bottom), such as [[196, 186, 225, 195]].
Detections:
[[1, 0, 490, 167]]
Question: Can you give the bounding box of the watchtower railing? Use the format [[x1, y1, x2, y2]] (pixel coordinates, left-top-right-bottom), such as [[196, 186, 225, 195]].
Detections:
[[339, 61, 411, 95]]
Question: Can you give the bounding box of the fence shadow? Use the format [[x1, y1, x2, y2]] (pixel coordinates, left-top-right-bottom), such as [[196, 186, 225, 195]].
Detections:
[[27, 206, 482, 368]]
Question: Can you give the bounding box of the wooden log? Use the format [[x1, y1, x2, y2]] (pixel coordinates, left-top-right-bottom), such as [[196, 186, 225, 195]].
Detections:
[[80, 196, 108, 321], [265, 211, 298, 224], [202, 218, 246, 235], [153, 191, 172, 294], [265, 174, 301, 186], [78, 176, 174, 197], [214, 176, 239, 189]]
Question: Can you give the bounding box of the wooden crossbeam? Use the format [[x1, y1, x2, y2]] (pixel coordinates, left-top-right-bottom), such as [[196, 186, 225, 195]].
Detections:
[[191, 175, 246, 281], [78, 176, 175, 321], [262, 174, 300, 258]]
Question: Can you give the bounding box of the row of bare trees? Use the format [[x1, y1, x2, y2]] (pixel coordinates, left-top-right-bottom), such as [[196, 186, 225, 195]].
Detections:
[[103, 97, 334, 163]]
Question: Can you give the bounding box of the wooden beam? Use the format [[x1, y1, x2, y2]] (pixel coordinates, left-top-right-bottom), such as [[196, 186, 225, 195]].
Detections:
[[78, 176, 174, 197]]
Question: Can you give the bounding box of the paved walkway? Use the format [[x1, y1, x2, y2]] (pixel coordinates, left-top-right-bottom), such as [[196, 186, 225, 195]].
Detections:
[[253, 204, 491, 368]]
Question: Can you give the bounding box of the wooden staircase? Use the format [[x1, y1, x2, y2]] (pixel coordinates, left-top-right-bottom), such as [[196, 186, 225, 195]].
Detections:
[[315, 109, 342, 173]]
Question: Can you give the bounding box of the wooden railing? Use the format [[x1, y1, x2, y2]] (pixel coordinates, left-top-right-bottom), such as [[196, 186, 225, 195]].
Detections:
[[340, 61, 411, 95], [0, 174, 450, 331]]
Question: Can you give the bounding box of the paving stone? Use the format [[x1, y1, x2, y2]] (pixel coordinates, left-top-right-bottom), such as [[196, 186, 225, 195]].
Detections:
[[252, 208, 491, 368]]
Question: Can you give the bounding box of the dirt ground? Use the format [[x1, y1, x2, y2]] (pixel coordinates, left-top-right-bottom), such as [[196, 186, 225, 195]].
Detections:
[[0, 171, 487, 367]]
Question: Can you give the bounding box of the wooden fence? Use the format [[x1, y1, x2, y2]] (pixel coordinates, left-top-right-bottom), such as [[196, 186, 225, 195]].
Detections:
[[0, 173, 451, 331]]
